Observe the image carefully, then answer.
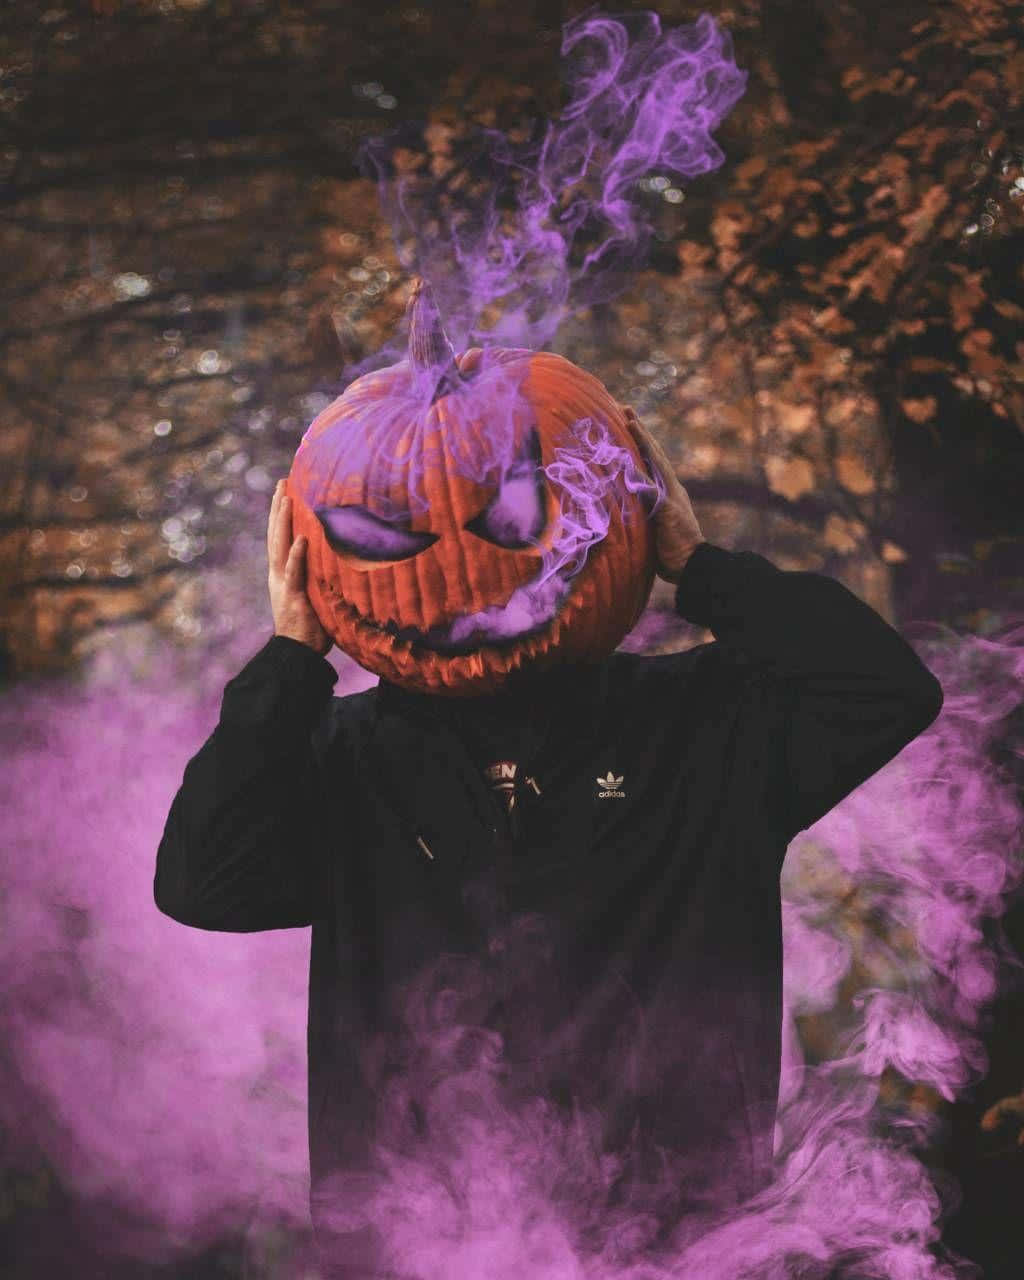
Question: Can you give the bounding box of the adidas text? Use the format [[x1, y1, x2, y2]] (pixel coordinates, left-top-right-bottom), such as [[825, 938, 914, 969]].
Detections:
[[596, 771, 625, 799]]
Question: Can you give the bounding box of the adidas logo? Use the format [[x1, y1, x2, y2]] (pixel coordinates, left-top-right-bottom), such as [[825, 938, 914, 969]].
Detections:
[[596, 771, 625, 799]]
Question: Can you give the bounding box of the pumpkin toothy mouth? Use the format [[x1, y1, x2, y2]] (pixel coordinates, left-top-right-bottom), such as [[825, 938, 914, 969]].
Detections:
[[360, 611, 556, 657], [327, 569, 577, 658]]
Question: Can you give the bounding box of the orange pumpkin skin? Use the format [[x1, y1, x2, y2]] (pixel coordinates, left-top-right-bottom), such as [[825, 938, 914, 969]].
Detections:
[[287, 337, 656, 697]]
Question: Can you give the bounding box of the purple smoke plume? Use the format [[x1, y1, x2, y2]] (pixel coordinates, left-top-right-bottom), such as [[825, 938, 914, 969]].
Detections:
[[2, 630, 1020, 1276], [293, 4, 747, 647], [445, 411, 659, 648], [2, 6, 1022, 1280], [356, 6, 747, 360]]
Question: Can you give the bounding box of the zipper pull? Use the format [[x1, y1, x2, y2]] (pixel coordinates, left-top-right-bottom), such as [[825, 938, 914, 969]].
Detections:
[[524, 775, 542, 796], [415, 834, 434, 861]]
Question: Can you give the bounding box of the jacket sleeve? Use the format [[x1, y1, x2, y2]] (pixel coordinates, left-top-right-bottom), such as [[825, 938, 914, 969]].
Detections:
[[154, 634, 341, 931], [674, 541, 944, 840]]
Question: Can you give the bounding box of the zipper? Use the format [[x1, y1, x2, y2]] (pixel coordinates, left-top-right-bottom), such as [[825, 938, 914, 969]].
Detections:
[[388, 766, 543, 865], [410, 770, 543, 863]]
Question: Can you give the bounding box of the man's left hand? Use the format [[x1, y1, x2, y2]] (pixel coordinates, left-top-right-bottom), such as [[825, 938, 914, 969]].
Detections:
[[621, 405, 705, 584]]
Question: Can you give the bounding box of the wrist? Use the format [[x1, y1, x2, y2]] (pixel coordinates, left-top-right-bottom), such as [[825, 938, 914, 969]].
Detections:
[[221, 634, 338, 728], [662, 539, 707, 584], [274, 627, 331, 657]]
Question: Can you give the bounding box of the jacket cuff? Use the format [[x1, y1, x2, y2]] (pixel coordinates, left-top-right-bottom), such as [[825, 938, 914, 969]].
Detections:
[[673, 540, 747, 627], [220, 634, 338, 730], [262, 634, 339, 687]]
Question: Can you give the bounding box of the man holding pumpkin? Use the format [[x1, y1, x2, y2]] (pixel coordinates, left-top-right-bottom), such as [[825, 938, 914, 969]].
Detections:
[[155, 281, 944, 1276]]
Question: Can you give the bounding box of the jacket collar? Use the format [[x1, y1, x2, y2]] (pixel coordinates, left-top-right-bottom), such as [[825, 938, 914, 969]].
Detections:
[[367, 656, 609, 865], [374, 656, 606, 756]]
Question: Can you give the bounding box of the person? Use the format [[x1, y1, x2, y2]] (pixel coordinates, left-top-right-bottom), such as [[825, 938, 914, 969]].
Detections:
[[154, 416, 944, 1277]]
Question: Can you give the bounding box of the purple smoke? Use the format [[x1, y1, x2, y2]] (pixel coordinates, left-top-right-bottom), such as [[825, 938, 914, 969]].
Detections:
[[294, 2, 745, 647], [294, 1, 742, 649], [447, 413, 659, 646], [356, 7, 747, 361], [2, 578, 1021, 1277]]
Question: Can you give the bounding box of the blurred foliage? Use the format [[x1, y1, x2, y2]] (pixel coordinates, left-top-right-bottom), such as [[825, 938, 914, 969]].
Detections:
[[0, 0, 1022, 678]]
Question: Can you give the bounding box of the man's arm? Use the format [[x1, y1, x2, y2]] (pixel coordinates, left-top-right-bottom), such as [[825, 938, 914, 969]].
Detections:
[[622, 411, 942, 839], [154, 635, 340, 931], [155, 479, 340, 931], [674, 541, 944, 839]]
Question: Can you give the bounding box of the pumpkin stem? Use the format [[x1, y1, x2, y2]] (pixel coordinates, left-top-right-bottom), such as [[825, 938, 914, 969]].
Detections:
[[405, 277, 463, 402]]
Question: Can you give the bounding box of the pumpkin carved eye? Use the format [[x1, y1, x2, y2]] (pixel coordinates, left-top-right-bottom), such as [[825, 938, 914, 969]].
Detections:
[[464, 464, 547, 550], [315, 506, 439, 562]]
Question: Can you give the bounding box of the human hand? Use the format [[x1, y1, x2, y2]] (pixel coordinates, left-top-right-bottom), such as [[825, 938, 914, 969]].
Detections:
[[621, 405, 705, 584], [267, 479, 332, 656]]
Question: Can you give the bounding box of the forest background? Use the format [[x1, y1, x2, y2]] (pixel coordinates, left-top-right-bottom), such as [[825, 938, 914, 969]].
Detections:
[[1, 1, 1022, 1278]]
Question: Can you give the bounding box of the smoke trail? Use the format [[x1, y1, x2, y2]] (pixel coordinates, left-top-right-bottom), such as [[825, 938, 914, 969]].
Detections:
[[355, 7, 747, 365], [291, 1, 740, 666]]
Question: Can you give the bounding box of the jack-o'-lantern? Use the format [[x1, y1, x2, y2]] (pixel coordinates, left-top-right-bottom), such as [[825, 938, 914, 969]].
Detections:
[[287, 279, 658, 696]]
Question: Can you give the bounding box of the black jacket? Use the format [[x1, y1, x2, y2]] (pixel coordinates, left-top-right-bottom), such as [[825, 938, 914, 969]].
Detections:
[[154, 541, 943, 1269]]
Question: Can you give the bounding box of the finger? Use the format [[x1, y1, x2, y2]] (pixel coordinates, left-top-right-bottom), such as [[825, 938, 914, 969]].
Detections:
[[622, 409, 655, 471], [271, 492, 294, 577], [625, 409, 669, 474], [638, 421, 673, 473], [284, 535, 307, 592], [624, 415, 669, 504], [267, 479, 285, 561], [647, 435, 683, 497]]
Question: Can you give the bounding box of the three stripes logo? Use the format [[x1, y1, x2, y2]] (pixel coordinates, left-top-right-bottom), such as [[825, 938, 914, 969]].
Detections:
[[596, 771, 625, 799]]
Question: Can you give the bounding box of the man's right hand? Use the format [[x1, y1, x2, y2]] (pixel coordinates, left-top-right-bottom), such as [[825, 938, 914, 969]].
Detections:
[[268, 479, 332, 656]]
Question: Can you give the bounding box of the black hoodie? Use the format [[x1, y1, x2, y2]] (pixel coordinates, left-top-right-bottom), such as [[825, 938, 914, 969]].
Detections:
[[154, 541, 943, 1273]]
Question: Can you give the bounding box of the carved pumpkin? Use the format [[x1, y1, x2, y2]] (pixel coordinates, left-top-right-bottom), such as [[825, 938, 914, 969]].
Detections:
[[287, 279, 657, 696]]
